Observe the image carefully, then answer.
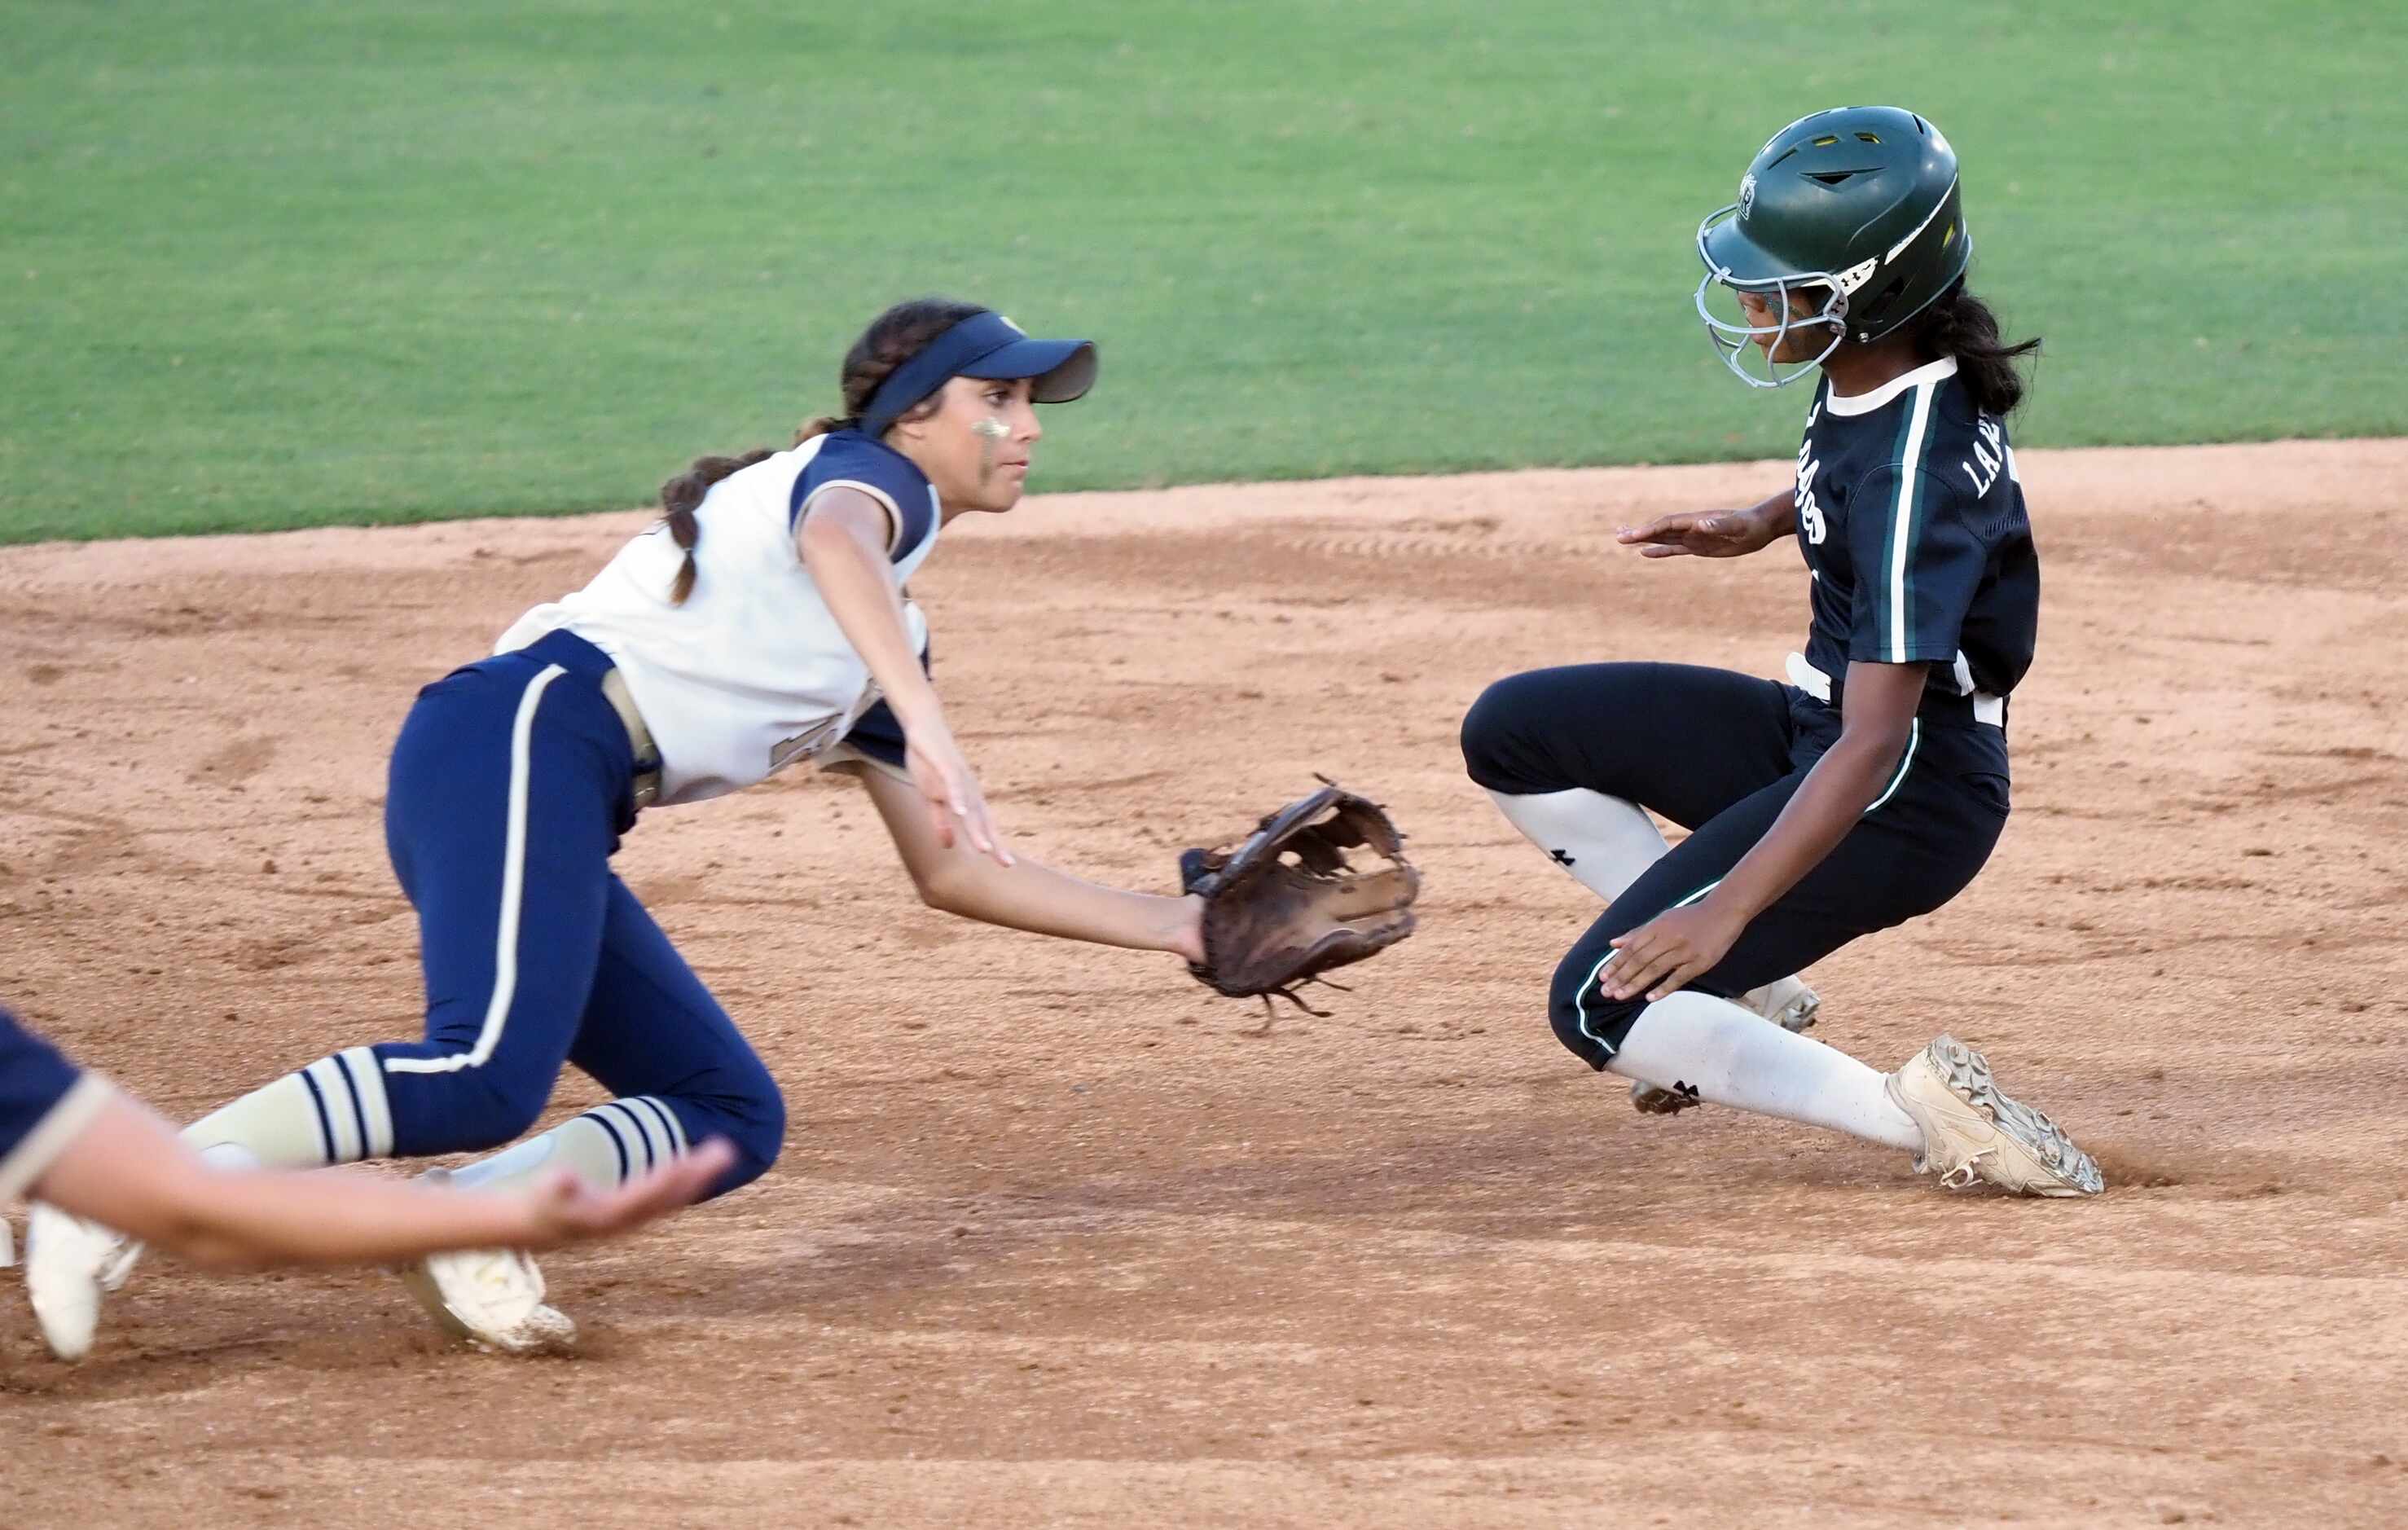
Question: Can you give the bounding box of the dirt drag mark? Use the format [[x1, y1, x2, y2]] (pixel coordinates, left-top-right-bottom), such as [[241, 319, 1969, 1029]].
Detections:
[[4, 440, 2406, 1527]]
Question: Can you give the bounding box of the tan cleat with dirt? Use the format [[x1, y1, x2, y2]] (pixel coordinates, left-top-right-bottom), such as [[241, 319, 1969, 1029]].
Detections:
[[395, 1170, 577, 1354], [1884, 1035, 2104, 1197], [1631, 977, 1821, 1115], [399, 1245, 578, 1355]]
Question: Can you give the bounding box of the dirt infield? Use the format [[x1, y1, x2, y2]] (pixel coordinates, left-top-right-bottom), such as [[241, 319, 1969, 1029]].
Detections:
[[4, 440, 2406, 1528]]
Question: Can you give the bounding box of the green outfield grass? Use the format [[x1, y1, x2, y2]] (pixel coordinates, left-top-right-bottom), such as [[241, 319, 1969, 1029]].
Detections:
[[4, 1, 2401, 541]]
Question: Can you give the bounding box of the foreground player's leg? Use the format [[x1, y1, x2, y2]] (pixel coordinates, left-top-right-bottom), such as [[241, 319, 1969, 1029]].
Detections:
[[1604, 990, 1918, 1147], [1600, 990, 2098, 1194], [403, 874, 784, 1354], [29, 651, 625, 1357], [1536, 736, 2102, 1195]]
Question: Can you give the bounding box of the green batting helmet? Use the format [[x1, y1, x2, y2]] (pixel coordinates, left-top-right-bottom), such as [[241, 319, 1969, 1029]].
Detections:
[[1694, 105, 1972, 387]]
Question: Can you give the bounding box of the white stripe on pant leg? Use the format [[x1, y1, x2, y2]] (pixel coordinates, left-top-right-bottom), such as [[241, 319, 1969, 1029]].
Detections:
[[386, 663, 567, 1077], [338, 1047, 395, 1158]]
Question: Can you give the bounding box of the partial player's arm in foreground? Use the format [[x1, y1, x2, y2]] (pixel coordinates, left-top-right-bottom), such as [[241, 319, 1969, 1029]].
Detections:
[[29, 1085, 730, 1272]]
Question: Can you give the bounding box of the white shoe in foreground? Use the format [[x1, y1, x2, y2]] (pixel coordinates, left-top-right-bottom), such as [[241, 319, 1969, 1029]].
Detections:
[[396, 1172, 576, 1354], [1885, 1035, 2105, 1197], [1630, 976, 1821, 1116], [24, 1204, 144, 1361], [399, 1247, 578, 1354]]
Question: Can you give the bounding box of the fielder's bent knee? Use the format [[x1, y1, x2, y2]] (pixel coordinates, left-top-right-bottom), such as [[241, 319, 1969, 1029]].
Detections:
[[680, 1066, 787, 1199], [722, 1083, 787, 1191]]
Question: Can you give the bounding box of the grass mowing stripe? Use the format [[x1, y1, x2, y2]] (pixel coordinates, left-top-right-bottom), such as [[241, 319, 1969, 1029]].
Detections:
[[3, 0, 2403, 541]]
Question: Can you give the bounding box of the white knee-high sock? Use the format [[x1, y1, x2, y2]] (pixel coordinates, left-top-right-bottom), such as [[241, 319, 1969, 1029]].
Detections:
[[1607, 991, 1922, 1152], [446, 1098, 689, 1195], [182, 1048, 393, 1169], [1486, 787, 1669, 902]]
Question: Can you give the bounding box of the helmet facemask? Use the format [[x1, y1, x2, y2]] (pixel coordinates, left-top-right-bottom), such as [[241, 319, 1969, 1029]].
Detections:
[[1693, 204, 1857, 389]]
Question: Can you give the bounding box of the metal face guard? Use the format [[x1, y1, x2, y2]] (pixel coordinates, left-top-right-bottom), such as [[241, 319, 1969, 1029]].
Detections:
[[1692, 204, 1851, 389]]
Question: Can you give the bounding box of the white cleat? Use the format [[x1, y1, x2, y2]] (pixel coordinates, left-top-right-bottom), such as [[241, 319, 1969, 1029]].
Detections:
[[1885, 1035, 2105, 1198], [1630, 976, 1821, 1116], [397, 1172, 576, 1354], [399, 1247, 578, 1354], [24, 1203, 144, 1361]]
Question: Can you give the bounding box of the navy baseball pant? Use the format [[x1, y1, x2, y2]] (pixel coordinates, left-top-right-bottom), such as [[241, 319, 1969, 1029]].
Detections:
[[1461, 662, 2011, 1066]]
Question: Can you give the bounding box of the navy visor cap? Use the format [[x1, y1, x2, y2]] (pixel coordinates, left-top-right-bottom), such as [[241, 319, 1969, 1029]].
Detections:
[[859, 311, 1098, 437]]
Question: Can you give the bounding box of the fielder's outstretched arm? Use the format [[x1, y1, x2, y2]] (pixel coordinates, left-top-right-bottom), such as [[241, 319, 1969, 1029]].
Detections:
[[854, 764, 1206, 961], [799, 486, 1010, 865], [32, 1091, 731, 1270]]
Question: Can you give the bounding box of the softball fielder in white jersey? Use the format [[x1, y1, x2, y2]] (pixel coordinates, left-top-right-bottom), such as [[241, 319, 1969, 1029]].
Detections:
[[28, 298, 1210, 1357]]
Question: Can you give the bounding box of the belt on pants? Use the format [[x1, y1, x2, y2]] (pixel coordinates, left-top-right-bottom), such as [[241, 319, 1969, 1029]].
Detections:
[[1786, 652, 2006, 729], [600, 667, 664, 809]]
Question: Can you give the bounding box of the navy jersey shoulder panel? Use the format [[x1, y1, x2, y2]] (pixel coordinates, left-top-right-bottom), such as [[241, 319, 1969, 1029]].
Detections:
[[789, 430, 939, 564]]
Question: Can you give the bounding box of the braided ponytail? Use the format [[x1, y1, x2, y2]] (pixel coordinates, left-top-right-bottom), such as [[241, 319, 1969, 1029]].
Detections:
[[654, 297, 988, 605], [656, 450, 774, 605], [1917, 280, 2041, 417]]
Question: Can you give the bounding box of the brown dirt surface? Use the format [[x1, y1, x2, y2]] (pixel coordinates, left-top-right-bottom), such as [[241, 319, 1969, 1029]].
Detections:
[[4, 439, 2407, 1528]]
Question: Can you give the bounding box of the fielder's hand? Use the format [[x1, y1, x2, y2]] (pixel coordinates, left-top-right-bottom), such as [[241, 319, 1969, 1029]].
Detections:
[[904, 718, 1013, 867]]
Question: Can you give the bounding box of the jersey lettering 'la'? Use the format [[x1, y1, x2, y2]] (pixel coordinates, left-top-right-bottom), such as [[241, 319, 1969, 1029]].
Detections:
[[1793, 355, 2038, 704], [493, 430, 943, 807]]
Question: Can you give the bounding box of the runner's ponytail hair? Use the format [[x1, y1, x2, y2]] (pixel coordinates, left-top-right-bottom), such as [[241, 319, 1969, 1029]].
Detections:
[[658, 297, 988, 605], [1916, 279, 2041, 418]]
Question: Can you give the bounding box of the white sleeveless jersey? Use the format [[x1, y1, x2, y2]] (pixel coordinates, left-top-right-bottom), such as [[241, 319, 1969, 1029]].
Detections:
[[494, 430, 943, 807]]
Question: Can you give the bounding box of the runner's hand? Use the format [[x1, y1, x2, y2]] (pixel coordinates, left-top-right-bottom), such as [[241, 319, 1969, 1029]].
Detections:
[[1617, 508, 1781, 560], [1605, 903, 1747, 1002]]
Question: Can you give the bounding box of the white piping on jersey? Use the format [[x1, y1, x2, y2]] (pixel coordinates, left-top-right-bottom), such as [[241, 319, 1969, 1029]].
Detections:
[[1884, 376, 1940, 662], [1865, 719, 1921, 814], [1821, 354, 1958, 418], [385, 664, 565, 1078]]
